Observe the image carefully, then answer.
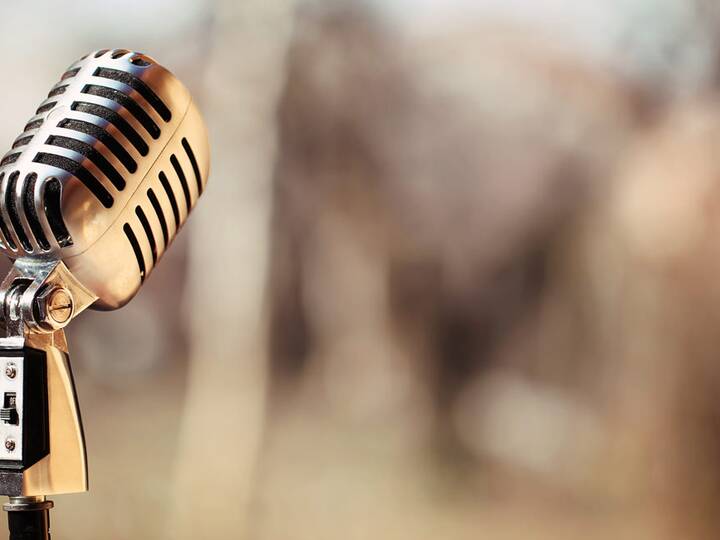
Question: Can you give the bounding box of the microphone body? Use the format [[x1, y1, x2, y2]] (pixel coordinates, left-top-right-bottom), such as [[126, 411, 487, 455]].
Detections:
[[0, 49, 210, 535], [0, 48, 209, 309]]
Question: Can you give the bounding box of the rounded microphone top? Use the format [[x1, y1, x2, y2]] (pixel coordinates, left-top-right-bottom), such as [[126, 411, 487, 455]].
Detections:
[[0, 49, 210, 309]]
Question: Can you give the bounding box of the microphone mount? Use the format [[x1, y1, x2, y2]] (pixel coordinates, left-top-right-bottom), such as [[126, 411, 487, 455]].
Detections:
[[0, 260, 97, 540], [1, 259, 97, 336]]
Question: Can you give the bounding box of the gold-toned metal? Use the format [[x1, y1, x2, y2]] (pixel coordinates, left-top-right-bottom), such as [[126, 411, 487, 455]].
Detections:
[[0, 260, 91, 496], [0, 260, 97, 334], [0, 48, 209, 501], [18, 330, 87, 496], [0, 48, 210, 310]]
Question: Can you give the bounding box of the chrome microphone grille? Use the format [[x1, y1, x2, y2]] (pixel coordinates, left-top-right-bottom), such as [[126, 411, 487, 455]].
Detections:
[[0, 48, 210, 309]]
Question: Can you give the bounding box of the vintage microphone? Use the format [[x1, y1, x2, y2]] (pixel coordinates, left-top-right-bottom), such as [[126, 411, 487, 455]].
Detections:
[[0, 48, 209, 539]]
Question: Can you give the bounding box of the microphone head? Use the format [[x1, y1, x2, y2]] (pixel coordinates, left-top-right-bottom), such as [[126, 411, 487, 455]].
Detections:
[[0, 49, 209, 310]]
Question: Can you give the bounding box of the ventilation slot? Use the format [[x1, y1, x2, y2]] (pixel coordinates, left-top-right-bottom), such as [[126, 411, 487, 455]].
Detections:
[[158, 171, 180, 229], [71, 101, 148, 155], [45, 135, 125, 190], [81, 84, 160, 139], [135, 206, 157, 265], [12, 136, 33, 149], [130, 56, 151, 67], [123, 223, 145, 282], [23, 119, 43, 132], [111, 49, 130, 59], [0, 174, 15, 250], [1, 153, 20, 167], [22, 173, 49, 251], [5, 172, 32, 252], [60, 68, 80, 81], [43, 178, 73, 247], [147, 188, 168, 247], [94, 49, 110, 58], [170, 154, 191, 213], [181, 138, 203, 194], [57, 118, 137, 173], [93, 67, 171, 121], [35, 102, 56, 115], [47, 85, 68, 98], [33, 153, 113, 208]]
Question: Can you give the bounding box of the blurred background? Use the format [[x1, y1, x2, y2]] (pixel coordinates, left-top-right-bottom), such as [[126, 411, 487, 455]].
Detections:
[[2, 0, 720, 538]]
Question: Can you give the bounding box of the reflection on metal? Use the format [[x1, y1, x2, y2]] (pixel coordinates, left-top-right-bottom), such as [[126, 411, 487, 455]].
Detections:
[[0, 49, 210, 310], [0, 260, 93, 496], [0, 260, 97, 336], [0, 331, 87, 496], [22, 332, 87, 496], [0, 48, 210, 503]]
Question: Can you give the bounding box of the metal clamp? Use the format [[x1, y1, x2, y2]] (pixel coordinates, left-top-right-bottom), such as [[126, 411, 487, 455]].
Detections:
[[0, 259, 93, 498], [0, 260, 97, 336]]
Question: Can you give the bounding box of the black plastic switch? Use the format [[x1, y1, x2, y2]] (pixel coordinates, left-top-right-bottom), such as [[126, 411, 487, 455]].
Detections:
[[0, 393, 18, 425]]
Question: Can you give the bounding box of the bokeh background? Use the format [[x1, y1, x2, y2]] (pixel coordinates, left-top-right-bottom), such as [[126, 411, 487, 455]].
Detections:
[[1, 0, 720, 538]]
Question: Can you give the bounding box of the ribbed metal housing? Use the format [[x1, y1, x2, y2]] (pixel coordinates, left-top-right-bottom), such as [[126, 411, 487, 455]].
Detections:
[[0, 49, 210, 309]]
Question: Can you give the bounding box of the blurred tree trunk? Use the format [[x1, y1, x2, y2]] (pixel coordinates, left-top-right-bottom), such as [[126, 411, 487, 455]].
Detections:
[[164, 2, 295, 538]]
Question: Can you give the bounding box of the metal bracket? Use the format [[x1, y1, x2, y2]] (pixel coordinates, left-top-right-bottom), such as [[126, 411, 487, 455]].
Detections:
[[0, 260, 95, 497], [0, 335, 88, 496], [0, 260, 97, 337]]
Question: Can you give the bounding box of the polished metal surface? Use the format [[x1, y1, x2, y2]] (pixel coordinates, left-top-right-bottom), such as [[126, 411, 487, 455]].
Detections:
[[0, 260, 97, 335], [4, 496, 53, 512], [0, 49, 210, 309], [0, 260, 90, 498], [0, 329, 87, 497], [0, 49, 209, 501], [20, 331, 87, 496]]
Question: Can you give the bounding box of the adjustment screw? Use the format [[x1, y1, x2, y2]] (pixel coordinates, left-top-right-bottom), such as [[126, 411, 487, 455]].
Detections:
[[5, 439, 15, 452], [35, 286, 75, 331], [47, 288, 73, 324], [4, 363, 15, 379]]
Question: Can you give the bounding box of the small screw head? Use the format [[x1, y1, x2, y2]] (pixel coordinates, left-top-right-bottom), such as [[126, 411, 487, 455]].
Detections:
[[34, 286, 75, 331], [47, 288, 73, 324], [5, 439, 15, 452], [4, 363, 16, 379]]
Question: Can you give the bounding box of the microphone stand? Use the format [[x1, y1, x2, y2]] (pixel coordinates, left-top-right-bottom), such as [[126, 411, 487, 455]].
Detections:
[[4, 497, 53, 540], [0, 259, 96, 540]]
